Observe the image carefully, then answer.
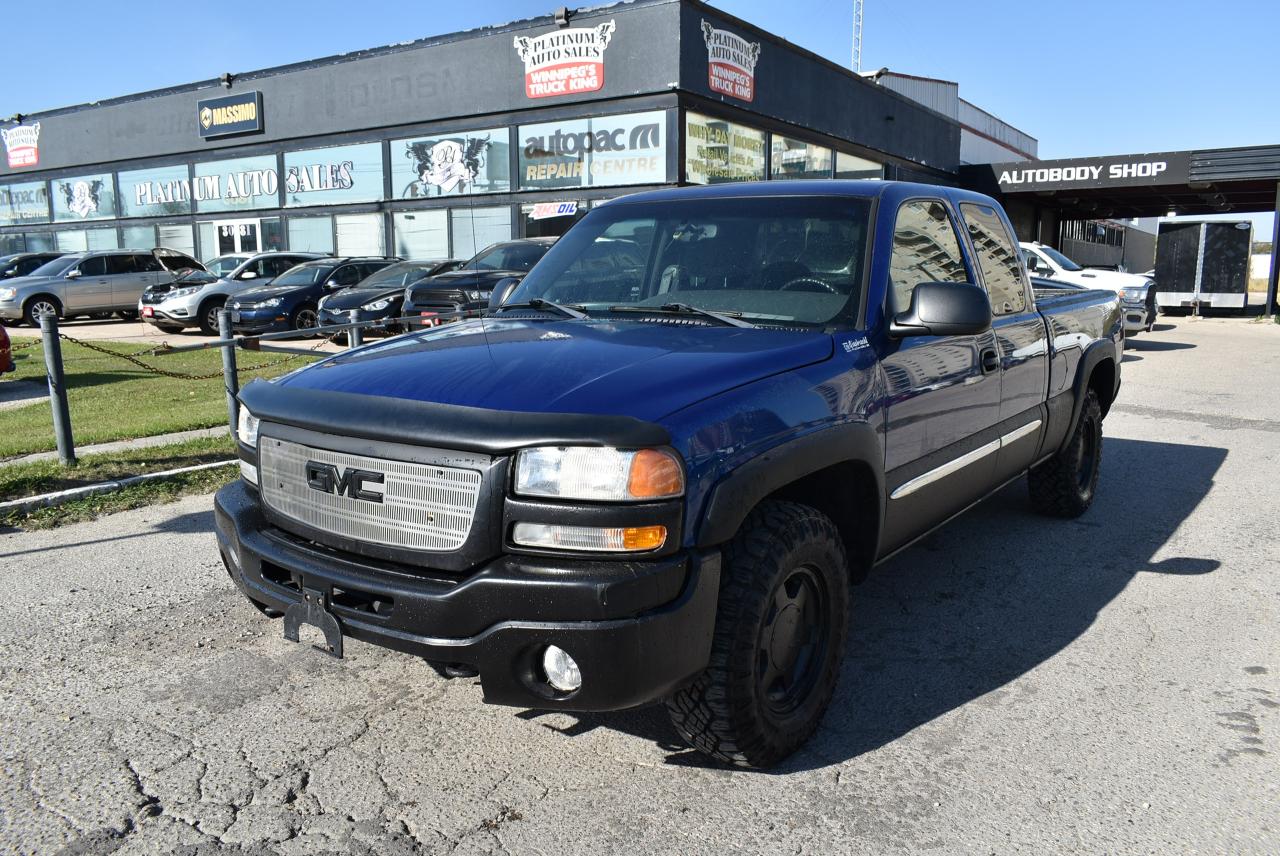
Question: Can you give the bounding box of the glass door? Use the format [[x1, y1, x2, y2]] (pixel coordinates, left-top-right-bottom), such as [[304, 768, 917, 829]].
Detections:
[[209, 219, 261, 254]]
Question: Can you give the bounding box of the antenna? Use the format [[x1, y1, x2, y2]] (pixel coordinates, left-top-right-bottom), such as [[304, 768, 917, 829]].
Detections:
[[852, 0, 864, 72]]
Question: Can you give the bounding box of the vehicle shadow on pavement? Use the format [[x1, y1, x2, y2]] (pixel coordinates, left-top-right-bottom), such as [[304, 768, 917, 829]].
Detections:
[[1124, 339, 1196, 352], [540, 436, 1227, 773]]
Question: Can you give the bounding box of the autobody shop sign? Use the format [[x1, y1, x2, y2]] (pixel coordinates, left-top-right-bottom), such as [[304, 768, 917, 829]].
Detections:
[[514, 20, 616, 98], [701, 21, 761, 103], [519, 111, 666, 189], [994, 151, 1191, 191]]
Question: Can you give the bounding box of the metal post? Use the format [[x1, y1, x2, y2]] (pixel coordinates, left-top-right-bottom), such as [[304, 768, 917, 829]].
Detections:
[[1266, 181, 1280, 319], [218, 308, 239, 436], [39, 312, 75, 465], [348, 309, 363, 349]]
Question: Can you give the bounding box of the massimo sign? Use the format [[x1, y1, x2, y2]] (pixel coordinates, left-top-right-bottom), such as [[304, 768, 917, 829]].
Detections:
[[197, 91, 264, 139]]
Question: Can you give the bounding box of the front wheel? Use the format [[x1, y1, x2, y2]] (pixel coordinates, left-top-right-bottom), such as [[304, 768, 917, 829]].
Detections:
[[22, 296, 62, 328], [291, 303, 319, 335], [197, 298, 225, 336], [1029, 388, 1102, 518], [666, 500, 849, 768]]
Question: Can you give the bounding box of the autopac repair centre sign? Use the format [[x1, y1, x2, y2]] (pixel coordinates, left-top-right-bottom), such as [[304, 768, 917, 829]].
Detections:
[[992, 151, 1191, 191], [701, 20, 761, 103], [197, 90, 263, 139], [513, 21, 616, 99]]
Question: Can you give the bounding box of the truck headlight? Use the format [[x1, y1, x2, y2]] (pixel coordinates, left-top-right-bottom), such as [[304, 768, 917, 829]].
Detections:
[[237, 407, 260, 447], [513, 446, 684, 501]]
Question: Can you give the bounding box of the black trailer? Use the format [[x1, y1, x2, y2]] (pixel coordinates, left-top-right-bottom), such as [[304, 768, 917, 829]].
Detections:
[[1155, 220, 1252, 311]]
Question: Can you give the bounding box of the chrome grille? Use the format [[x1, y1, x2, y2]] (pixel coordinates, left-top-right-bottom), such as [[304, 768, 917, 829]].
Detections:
[[258, 437, 482, 552]]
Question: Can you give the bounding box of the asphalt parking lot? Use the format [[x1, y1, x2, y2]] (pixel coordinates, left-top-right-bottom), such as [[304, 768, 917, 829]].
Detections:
[[1, 315, 1276, 855]]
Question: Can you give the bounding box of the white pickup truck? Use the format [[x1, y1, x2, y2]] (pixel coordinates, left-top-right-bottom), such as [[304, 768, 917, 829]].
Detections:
[[1019, 242, 1155, 335]]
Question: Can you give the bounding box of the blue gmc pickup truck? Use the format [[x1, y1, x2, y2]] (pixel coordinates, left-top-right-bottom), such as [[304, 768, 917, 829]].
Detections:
[[217, 181, 1122, 768]]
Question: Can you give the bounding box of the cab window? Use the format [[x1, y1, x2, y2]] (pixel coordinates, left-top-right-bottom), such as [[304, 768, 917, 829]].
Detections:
[[960, 202, 1027, 315], [887, 200, 969, 312], [78, 256, 108, 276]]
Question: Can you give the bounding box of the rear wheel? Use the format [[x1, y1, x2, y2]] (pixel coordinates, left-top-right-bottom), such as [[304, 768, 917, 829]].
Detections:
[[1029, 388, 1103, 518], [197, 298, 225, 336], [117, 309, 139, 322], [22, 296, 61, 328], [666, 500, 849, 768]]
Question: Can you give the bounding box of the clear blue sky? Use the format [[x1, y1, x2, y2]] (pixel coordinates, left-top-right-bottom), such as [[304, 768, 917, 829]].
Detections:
[[4, 0, 1277, 232]]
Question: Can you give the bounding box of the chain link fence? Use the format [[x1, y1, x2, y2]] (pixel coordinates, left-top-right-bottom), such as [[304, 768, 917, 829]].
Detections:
[[18, 307, 474, 465]]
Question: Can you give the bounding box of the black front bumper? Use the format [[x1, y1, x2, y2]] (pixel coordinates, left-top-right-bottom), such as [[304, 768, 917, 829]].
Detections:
[[214, 481, 720, 711]]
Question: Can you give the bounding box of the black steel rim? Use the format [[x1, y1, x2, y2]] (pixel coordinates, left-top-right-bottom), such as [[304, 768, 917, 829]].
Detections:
[[1077, 414, 1098, 491], [757, 564, 830, 717]]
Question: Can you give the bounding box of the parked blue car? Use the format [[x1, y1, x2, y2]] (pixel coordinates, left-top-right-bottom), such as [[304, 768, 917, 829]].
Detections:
[[229, 257, 399, 335]]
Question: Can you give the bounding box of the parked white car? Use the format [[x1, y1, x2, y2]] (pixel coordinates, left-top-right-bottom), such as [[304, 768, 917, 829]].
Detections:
[[1020, 242, 1156, 335]]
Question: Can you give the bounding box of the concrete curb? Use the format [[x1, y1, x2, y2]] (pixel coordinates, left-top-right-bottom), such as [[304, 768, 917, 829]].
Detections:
[[0, 459, 237, 515]]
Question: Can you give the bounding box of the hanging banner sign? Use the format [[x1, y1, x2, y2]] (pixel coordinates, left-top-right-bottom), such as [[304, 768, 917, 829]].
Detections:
[[197, 91, 263, 139], [701, 21, 761, 103], [1, 123, 40, 168], [513, 21, 616, 99]]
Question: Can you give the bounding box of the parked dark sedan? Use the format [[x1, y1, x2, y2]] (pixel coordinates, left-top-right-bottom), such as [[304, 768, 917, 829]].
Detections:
[[229, 257, 398, 335], [317, 258, 462, 331], [401, 238, 557, 320], [0, 252, 64, 280]]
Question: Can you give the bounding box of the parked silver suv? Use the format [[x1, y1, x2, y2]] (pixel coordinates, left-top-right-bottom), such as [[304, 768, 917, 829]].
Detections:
[[140, 251, 324, 335], [0, 248, 202, 327]]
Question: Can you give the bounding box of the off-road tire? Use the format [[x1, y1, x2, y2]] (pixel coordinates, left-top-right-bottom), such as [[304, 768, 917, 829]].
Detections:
[[197, 298, 225, 336], [666, 500, 849, 768], [1029, 388, 1103, 518], [22, 295, 61, 328]]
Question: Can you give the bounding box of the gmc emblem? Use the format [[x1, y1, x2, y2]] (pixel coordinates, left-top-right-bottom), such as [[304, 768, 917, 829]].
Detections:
[[305, 461, 385, 503]]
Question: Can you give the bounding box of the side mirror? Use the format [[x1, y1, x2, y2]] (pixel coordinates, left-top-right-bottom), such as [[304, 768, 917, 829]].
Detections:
[[488, 276, 522, 311], [238, 270, 258, 280], [1024, 256, 1039, 272], [324, 280, 344, 290], [889, 281, 992, 338], [65, 269, 82, 279]]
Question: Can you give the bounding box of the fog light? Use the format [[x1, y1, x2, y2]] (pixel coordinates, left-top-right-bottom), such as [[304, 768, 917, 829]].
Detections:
[[542, 645, 582, 692]]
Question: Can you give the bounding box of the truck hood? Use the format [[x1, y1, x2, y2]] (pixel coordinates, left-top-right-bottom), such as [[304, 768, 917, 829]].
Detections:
[[274, 318, 835, 422]]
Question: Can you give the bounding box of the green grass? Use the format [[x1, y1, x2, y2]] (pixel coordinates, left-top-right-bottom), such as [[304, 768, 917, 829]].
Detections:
[[1, 464, 237, 530], [0, 434, 236, 502], [0, 335, 317, 458]]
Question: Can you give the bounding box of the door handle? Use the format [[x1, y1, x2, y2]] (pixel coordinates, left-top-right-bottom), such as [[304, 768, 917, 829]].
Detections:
[[980, 347, 1001, 374]]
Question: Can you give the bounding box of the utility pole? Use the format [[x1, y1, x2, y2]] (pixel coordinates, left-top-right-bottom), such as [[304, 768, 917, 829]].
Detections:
[[852, 0, 864, 72]]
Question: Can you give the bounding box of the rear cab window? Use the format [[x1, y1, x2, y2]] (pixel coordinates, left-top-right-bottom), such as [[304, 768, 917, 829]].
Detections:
[[959, 202, 1028, 316]]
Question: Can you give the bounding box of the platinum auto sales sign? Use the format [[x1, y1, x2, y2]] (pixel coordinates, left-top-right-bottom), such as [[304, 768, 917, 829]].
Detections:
[[701, 21, 760, 103], [514, 21, 616, 99], [1, 122, 40, 168]]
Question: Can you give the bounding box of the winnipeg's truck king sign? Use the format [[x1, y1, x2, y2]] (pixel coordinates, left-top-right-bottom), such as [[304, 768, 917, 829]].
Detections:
[[514, 21, 616, 99], [701, 20, 761, 103]]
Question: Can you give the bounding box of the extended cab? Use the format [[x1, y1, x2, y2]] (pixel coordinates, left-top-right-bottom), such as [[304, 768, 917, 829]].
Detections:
[[218, 181, 1122, 768]]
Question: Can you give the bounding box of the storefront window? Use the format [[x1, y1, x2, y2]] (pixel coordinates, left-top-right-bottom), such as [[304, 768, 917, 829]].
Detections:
[[392, 129, 510, 199], [684, 112, 766, 184], [518, 111, 667, 191], [288, 216, 335, 254], [56, 228, 119, 252], [335, 213, 384, 255], [451, 206, 512, 258], [23, 233, 54, 252], [835, 151, 882, 180], [51, 174, 117, 222], [122, 225, 155, 249], [118, 164, 192, 218], [393, 211, 449, 258], [522, 201, 586, 238], [261, 217, 285, 252], [157, 224, 196, 257], [771, 136, 832, 180], [0, 234, 23, 254], [0, 181, 50, 226], [193, 155, 279, 214], [284, 142, 384, 207]]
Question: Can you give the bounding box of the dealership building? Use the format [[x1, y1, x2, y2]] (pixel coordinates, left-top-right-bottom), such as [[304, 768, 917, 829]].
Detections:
[[0, 0, 982, 263]]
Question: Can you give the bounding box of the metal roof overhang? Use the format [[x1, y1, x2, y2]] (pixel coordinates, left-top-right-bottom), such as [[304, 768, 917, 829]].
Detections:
[[961, 145, 1280, 218]]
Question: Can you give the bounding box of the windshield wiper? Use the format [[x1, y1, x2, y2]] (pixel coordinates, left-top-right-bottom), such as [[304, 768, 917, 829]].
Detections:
[[493, 298, 589, 320], [608, 302, 756, 328]]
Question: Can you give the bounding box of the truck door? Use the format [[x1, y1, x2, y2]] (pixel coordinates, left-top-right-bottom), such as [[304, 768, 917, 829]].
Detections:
[[959, 202, 1048, 482], [880, 198, 1002, 554]]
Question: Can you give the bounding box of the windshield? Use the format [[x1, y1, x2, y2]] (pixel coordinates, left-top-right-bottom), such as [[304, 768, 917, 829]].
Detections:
[[175, 268, 218, 285], [356, 262, 436, 288], [30, 255, 82, 277], [271, 265, 331, 286], [1039, 246, 1083, 272], [206, 255, 247, 276], [508, 196, 871, 326], [466, 243, 549, 272]]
